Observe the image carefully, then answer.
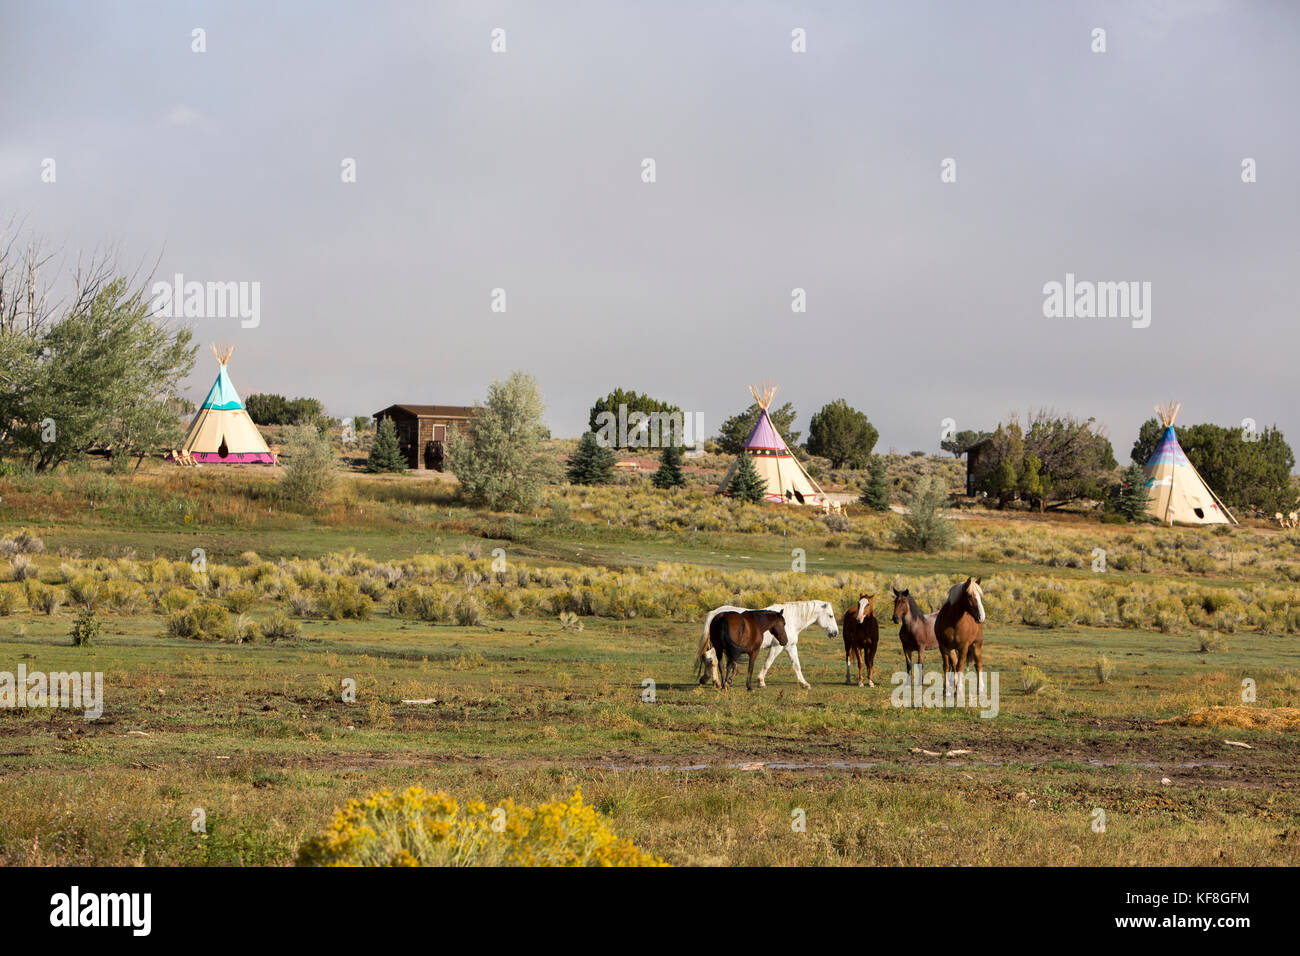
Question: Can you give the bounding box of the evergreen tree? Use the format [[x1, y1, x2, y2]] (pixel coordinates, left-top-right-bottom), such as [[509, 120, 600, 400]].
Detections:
[[566, 431, 616, 485], [651, 443, 686, 489], [366, 417, 407, 473], [1110, 462, 1153, 521], [859, 455, 890, 511], [728, 453, 766, 504], [806, 399, 878, 468], [1019, 453, 1048, 511]]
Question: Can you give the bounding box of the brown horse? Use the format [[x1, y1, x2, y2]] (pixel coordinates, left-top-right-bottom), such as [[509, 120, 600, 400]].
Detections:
[[934, 577, 986, 699], [842, 594, 879, 687], [709, 609, 788, 691], [891, 587, 939, 682]]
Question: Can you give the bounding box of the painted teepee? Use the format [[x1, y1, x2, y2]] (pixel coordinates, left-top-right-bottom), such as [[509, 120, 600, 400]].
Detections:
[[717, 383, 825, 505], [1142, 402, 1235, 526], [172, 346, 276, 464]]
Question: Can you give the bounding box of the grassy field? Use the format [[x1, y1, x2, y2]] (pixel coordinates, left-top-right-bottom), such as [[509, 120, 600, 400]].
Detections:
[[1, 468, 1298, 866]]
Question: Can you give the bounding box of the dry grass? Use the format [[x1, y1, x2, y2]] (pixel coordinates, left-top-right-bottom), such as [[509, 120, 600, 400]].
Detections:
[[1160, 706, 1300, 732]]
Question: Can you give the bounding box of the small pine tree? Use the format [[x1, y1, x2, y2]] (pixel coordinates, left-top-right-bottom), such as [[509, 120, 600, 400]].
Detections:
[[894, 475, 956, 552], [859, 455, 890, 511], [1110, 462, 1152, 521], [567, 431, 616, 485], [366, 417, 407, 473], [651, 443, 686, 489], [1019, 453, 1048, 512], [728, 453, 766, 504]]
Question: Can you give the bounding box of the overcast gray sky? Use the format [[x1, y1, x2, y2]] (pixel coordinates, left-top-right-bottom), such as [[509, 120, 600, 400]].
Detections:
[[3, 1, 1297, 461]]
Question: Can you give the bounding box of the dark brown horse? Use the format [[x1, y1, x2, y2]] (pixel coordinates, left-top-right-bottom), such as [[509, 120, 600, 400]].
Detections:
[[842, 594, 879, 687], [934, 577, 986, 698], [709, 610, 788, 691], [891, 587, 939, 682]]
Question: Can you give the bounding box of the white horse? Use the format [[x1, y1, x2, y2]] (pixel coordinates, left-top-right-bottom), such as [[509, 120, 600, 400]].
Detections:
[[696, 600, 839, 690]]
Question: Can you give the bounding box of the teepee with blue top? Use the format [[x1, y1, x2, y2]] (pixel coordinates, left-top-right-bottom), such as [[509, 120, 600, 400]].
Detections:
[[1142, 402, 1235, 526], [171, 345, 276, 464]]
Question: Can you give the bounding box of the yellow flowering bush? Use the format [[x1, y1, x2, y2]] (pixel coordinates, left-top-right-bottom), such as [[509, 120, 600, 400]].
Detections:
[[295, 786, 666, 867]]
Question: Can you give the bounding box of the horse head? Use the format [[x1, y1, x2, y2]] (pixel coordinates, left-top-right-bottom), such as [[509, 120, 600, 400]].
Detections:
[[891, 588, 910, 624], [767, 611, 789, 646], [962, 577, 986, 623], [818, 600, 840, 637], [855, 593, 873, 624]]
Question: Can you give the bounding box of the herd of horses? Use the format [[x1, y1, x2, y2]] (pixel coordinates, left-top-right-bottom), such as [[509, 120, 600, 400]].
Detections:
[[696, 577, 986, 693]]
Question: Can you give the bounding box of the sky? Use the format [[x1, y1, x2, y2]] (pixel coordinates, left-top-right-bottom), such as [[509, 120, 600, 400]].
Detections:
[[2, 1, 1297, 462]]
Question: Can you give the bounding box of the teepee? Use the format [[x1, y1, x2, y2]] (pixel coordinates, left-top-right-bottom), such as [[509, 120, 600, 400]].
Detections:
[[1142, 402, 1235, 526], [717, 383, 826, 505], [171, 346, 276, 464]]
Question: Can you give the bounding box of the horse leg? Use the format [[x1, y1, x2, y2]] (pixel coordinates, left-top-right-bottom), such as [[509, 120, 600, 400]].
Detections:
[[709, 649, 721, 689], [856, 647, 865, 687], [973, 644, 984, 700], [756, 641, 785, 688], [845, 643, 852, 684], [747, 649, 757, 692], [786, 643, 811, 689], [955, 645, 971, 705], [866, 641, 877, 688]]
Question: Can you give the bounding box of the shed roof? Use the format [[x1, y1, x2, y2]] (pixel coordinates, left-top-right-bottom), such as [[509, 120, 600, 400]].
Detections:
[[374, 404, 475, 420]]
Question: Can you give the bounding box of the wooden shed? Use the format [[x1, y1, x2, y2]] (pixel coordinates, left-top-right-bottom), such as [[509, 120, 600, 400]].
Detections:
[[373, 404, 475, 471], [964, 436, 996, 496]]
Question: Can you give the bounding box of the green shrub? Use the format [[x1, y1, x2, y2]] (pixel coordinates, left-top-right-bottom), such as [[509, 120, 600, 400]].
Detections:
[[1020, 665, 1050, 695], [261, 612, 303, 642], [234, 614, 260, 643], [8, 554, 36, 582], [157, 587, 193, 613], [1198, 631, 1227, 653], [224, 587, 258, 614], [316, 579, 374, 620], [454, 596, 485, 627], [894, 476, 955, 552], [70, 608, 101, 647], [25, 583, 63, 615], [279, 425, 339, 511], [166, 602, 235, 642], [1095, 655, 1114, 684]]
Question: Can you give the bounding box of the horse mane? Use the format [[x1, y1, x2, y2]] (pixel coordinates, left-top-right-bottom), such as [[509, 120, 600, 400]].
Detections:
[[907, 594, 923, 620]]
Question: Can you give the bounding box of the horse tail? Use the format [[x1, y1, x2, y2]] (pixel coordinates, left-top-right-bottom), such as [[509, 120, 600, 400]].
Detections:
[[695, 610, 719, 678], [708, 614, 733, 661]]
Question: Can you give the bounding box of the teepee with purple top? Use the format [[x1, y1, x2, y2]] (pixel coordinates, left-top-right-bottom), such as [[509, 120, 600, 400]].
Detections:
[[717, 383, 825, 505]]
